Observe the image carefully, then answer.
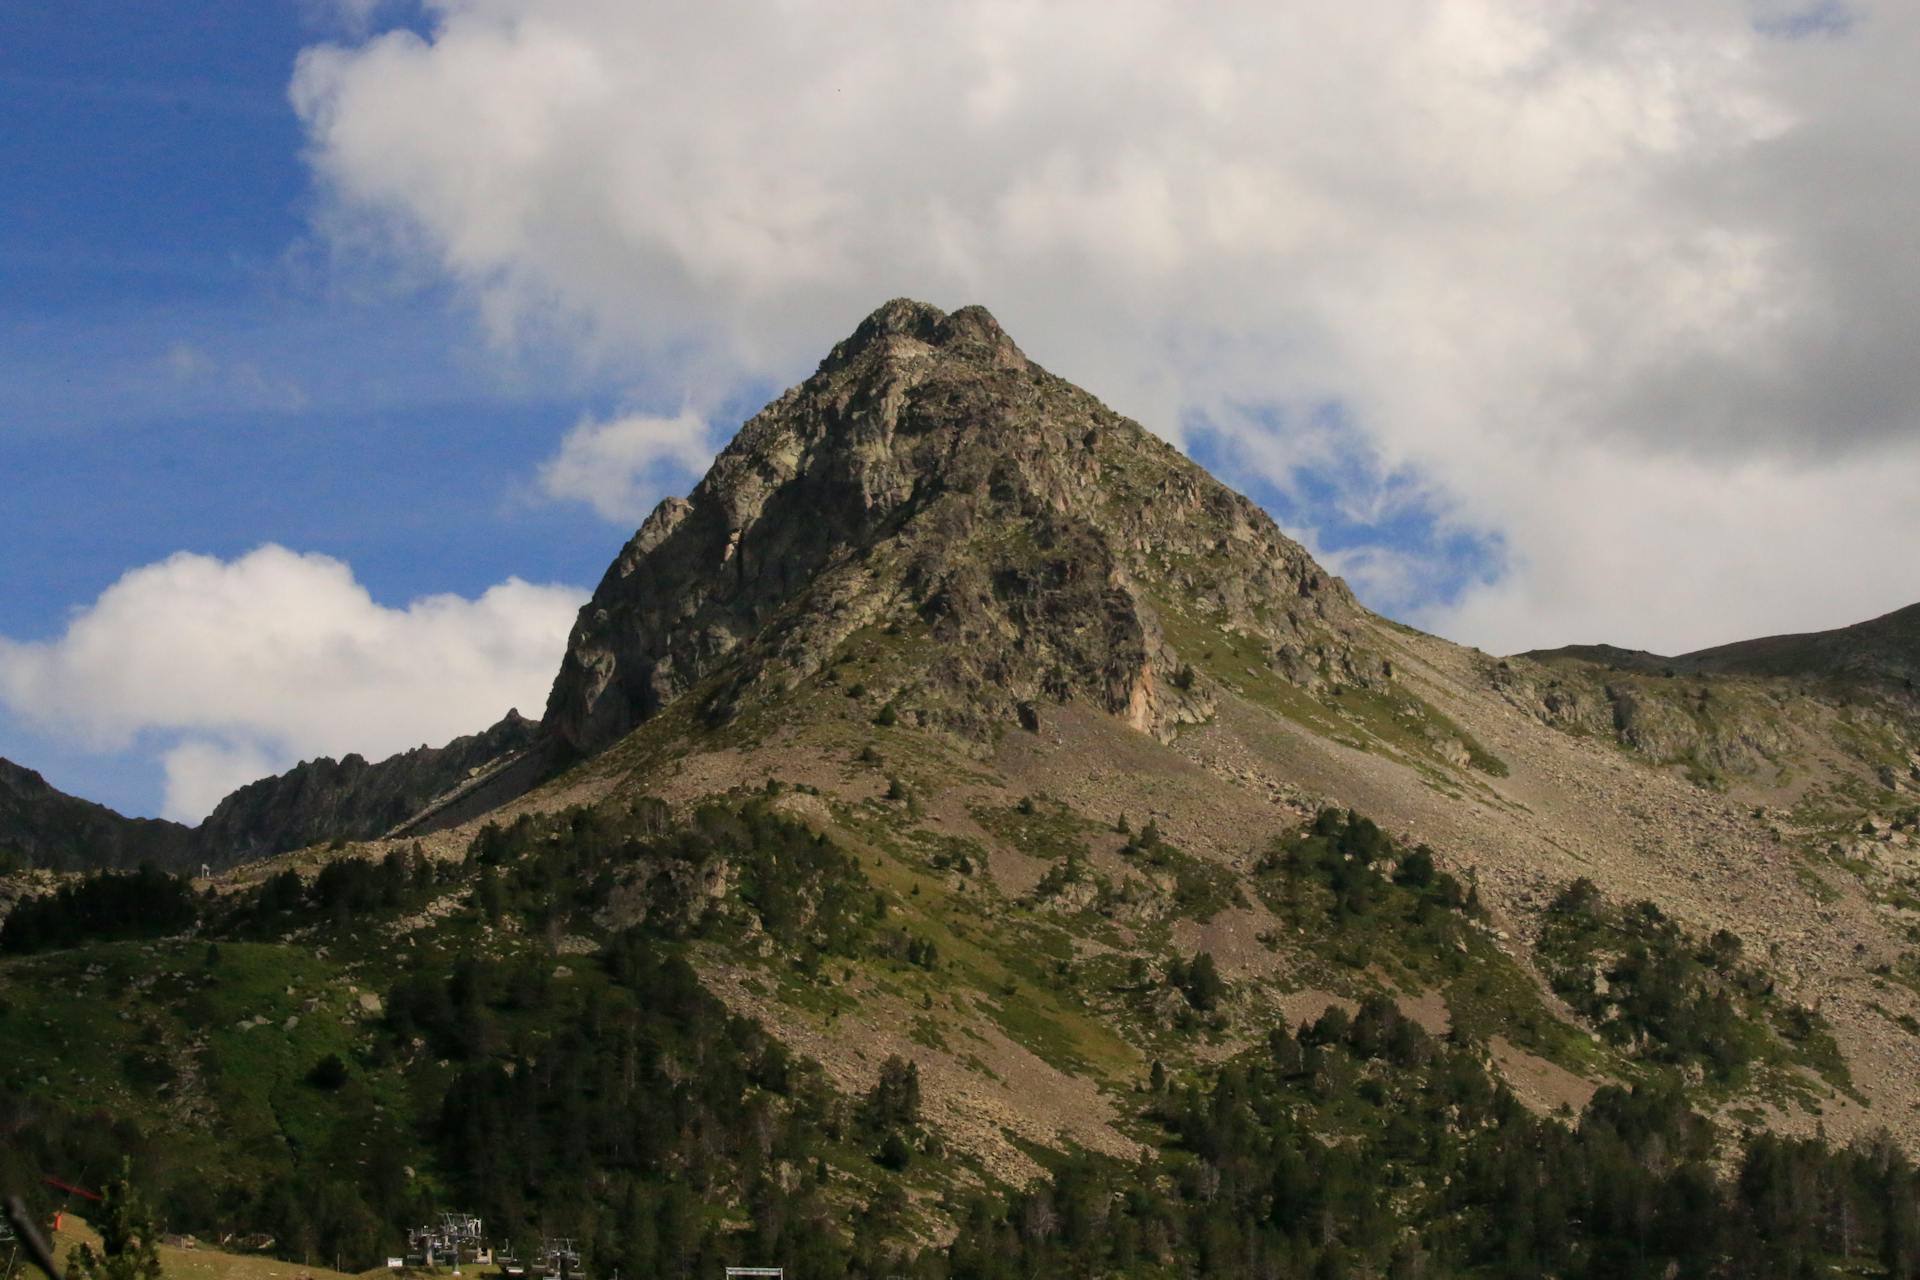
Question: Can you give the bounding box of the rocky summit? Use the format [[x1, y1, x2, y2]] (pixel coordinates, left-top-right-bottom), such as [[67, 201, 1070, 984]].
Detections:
[[545, 298, 1370, 758], [7, 300, 1920, 1277]]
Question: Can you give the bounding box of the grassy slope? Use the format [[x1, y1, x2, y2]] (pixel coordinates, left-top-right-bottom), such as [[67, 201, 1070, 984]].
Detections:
[[1, 583, 1904, 1262], [47, 1216, 375, 1280], [533, 612, 1859, 1172]]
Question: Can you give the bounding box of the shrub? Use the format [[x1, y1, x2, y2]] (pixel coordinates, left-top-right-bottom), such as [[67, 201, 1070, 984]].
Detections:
[[307, 1054, 351, 1090], [876, 1130, 913, 1171]]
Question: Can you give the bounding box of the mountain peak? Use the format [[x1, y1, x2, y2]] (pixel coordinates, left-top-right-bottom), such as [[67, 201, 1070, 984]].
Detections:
[[822, 298, 1026, 375], [542, 298, 1368, 758]]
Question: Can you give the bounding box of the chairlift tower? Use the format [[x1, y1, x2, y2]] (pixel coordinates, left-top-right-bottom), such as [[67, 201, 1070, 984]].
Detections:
[[406, 1212, 487, 1272], [532, 1237, 583, 1280]]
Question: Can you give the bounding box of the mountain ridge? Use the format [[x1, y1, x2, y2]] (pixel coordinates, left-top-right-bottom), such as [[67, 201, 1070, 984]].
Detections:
[[0, 756, 195, 872], [14, 300, 1918, 877], [1527, 599, 1920, 689], [0, 710, 537, 872]]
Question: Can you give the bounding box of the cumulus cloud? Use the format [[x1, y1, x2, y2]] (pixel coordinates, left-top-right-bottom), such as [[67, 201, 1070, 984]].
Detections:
[[537, 409, 715, 523], [0, 546, 585, 821], [160, 739, 282, 829], [291, 0, 1920, 653]]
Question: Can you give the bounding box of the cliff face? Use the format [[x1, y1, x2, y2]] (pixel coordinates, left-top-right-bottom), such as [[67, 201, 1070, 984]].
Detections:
[[544, 299, 1373, 757]]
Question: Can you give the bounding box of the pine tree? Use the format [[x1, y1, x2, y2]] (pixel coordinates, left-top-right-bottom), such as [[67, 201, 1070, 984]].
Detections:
[[1182, 951, 1227, 1012], [64, 1162, 162, 1280]]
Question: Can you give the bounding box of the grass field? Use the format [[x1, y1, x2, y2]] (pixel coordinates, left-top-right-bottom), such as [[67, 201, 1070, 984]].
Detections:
[[44, 1216, 377, 1280]]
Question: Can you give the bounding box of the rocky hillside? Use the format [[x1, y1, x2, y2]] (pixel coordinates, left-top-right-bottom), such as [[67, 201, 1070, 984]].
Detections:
[[0, 711, 536, 872], [1507, 623, 1920, 794], [381, 301, 1892, 1168]]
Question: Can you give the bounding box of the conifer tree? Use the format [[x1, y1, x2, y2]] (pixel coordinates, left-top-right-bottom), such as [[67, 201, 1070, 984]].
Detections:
[[65, 1162, 162, 1280]]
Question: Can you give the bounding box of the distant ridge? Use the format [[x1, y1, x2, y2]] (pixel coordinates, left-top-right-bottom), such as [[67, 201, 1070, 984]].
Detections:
[[1680, 600, 1920, 688], [1526, 600, 1920, 690], [6, 296, 1918, 920], [0, 710, 537, 872]]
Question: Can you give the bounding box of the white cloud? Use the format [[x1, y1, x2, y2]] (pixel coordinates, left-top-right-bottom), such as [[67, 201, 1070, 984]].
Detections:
[[160, 739, 281, 827], [537, 409, 715, 523], [0, 546, 585, 821], [291, 0, 1920, 653]]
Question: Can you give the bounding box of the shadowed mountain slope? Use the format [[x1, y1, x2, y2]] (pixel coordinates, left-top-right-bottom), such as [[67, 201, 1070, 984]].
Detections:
[[0, 757, 194, 872], [192, 709, 539, 863], [1528, 601, 1920, 690], [1681, 600, 1920, 688], [0, 711, 537, 872]]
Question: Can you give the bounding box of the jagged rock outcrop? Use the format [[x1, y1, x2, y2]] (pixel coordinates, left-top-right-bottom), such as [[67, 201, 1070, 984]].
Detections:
[[194, 710, 538, 864], [545, 298, 1374, 756]]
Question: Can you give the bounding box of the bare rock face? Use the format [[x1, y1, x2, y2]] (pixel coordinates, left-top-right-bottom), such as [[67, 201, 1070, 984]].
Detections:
[[544, 299, 1372, 756]]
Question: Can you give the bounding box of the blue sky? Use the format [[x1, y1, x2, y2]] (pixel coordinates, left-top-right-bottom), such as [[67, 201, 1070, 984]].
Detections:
[[0, 2, 629, 815], [4, 1, 1917, 822], [1, 2, 603, 618]]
